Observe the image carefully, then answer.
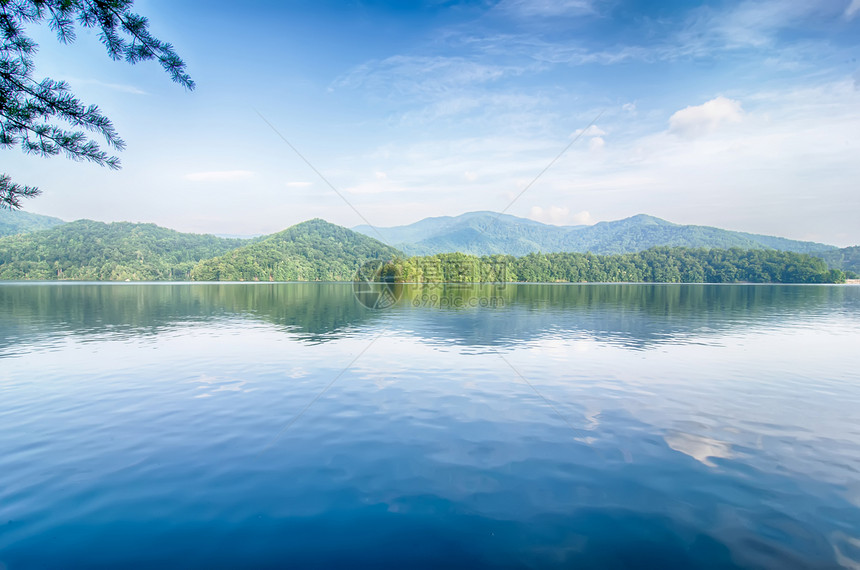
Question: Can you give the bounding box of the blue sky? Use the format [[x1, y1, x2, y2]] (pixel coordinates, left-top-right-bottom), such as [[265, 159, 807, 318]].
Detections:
[[6, 0, 860, 245]]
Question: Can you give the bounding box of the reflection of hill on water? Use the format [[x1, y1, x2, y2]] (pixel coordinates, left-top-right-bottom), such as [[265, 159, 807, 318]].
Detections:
[[0, 283, 380, 351], [394, 284, 857, 349], [0, 283, 856, 353], [194, 283, 382, 343]]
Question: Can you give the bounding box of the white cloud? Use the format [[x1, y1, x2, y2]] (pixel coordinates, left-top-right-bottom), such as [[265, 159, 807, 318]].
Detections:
[[464, 171, 478, 181], [530, 205, 569, 225], [375, 171, 388, 180], [184, 170, 255, 182], [529, 206, 596, 226], [845, 0, 860, 19], [571, 210, 595, 225], [669, 96, 744, 138], [285, 181, 312, 188], [622, 102, 637, 113], [570, 125, 606, 151], [574, 125, 606, 137], [588, 136, 605, 151]]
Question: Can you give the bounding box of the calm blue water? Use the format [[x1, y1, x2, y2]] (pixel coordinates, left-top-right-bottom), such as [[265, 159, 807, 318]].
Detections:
[[1, 283, 859, 569]]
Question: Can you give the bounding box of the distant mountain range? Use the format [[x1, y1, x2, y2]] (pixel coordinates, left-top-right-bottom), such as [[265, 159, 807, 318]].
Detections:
[[0, 208, 65, 237], [354, 211, 836, 256]]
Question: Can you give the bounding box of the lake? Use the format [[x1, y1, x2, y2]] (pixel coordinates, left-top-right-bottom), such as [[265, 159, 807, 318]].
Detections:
[[1, 283, 859, 569]]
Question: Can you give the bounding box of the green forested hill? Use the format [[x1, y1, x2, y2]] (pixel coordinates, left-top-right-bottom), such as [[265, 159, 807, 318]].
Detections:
[[812, 246, 860, 276], [0, 220, 247, 280], [0, 209, 66, 237], [354, 212, 836, 256], [189, 219, 403, 281], [560, 215, 835, 255]]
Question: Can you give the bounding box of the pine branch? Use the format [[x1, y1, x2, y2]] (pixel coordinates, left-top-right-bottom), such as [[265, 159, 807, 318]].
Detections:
[[0, 172, 41, 209], [77, 0, 195, 90], [1, 72, 125, 149], [1, 110, 121, 167], [46, 4, 77, 44], [1, 0, 194, 208]]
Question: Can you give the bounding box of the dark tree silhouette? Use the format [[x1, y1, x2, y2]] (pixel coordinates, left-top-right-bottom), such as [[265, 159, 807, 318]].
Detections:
[[0, 0, 193, 208]]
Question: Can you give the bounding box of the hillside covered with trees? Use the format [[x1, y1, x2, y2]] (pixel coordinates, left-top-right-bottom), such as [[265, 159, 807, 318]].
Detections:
[[0, 220, 246, 280], [189, 219, 403, 281], [0, 209, 66, 238], [812, 246, 860, 277]]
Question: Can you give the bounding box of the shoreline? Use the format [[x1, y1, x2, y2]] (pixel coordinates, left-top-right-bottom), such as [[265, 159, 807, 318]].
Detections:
[[0, 280, 854, 286]]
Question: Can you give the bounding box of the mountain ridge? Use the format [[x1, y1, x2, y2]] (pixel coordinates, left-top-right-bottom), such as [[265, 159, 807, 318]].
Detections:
[[0, 209, 66, 237], [353, 211, 835, 256]]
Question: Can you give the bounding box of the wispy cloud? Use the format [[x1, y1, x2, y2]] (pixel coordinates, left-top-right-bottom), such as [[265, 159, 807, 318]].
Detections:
[[331, 55, 528, 97], [397, 92, 549, 127], [494, 0, 598, 18], [670, 0, 851, 58], [285, 181, 312, 188], [452, 1, 852, 68], [184, 170, 255, 182], [66, 77, 147, 95], [450, 33, 651, 65]]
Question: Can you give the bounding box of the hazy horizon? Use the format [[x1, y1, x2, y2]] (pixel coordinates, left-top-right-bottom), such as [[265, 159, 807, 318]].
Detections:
[[8, 208, 849, 248]]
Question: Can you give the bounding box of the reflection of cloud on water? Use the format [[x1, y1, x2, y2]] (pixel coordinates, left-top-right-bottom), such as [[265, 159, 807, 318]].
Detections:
[[190, 373, 249, 398], [832, 532, 860, 570], [664, 431, 734, 467], [371, 375, 400, 390], [583, 408, 601, 430], [287, 367, 309, 379], [572, 408, 601, 446]]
